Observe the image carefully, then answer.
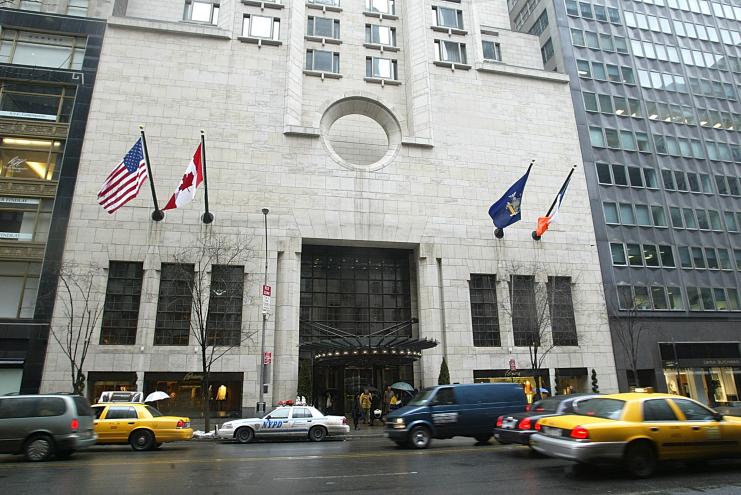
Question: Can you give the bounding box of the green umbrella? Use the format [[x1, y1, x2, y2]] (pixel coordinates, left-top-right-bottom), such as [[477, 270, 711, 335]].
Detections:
[[391, 382, 414, 392]]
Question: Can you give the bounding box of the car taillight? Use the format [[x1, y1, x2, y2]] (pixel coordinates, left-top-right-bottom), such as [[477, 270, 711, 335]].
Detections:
[[518, 418, 532, 430], [570, 426, 589, 440], [70, 418, 79, 432], [525, 404, 531, 412], [176, 420, 185, 428], [496, 416, 504, 427], [534, 421, 541, 431]]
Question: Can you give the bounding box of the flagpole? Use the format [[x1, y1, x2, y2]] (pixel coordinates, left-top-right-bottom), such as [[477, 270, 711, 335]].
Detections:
[[140, 126, 164, 221], [532, 164, 576, 241], [494, 160, 534, 239], [200, 130, 214, 224]]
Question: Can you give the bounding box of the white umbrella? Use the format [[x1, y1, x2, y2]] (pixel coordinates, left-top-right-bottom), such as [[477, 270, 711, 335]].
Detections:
[[145, 391, 170, 403]]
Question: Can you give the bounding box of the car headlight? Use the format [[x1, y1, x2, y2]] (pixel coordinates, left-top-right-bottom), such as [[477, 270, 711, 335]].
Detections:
[[395, 418, 404, 424], [221, 423, 234, 429]]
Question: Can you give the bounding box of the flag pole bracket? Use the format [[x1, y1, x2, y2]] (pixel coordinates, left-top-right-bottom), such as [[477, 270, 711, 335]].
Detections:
[[201, 212, 214, 224], [531, 231, 541, 241], [494, 228, 504, 239], [151, 209, 164, 221]]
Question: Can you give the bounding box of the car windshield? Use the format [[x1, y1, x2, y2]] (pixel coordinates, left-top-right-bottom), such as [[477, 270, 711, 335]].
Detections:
[[407, 388, 436, 406], [145, 405, 163, 417], [574, 398, 625, 420]]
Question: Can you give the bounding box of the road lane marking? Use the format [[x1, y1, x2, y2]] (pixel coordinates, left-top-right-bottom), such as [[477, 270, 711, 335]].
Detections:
[[275, 471, 418, 481], [0, 445, 497, 470]]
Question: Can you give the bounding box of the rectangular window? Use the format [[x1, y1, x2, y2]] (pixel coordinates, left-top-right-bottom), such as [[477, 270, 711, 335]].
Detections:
[[651, 206, 667, 227], [691, 247, 706, 269], [622, 66, 635, 85], [627, 243, 643, 266], [667, 287, 683, 310], [469, 274, 500, 347], [659, 245, 675, 267], [366, 57, 398, 79], [636, 132, 649, 152], [154, 263, 194, 346], [683, 208, 697, 229], [635, 205, 652, 226], [643, 245, 660, 267], [566, 0, 579, 16], [619, 130, 636, 151], [435, 40, 467, 64], [577, 59, 591, 78], [705, 248, 719, 269], [617, 285, 633, 310], [610, 243, 626, 265], [606, 64, 621, 82], [608, 7, 620, 23], [700, 288, 715, 310], [100, 262, 144, 345], [583, 92, 598, 113], [206, 265, 244, 346], [308, 17, 341, 39], [367, 0, 395, 15], [0, 261, 40, 318], [674, 171, 688, 191], [585, 31, 600, 49], [725, 212, 738, 232], [0, 197, 53, 242], [433, 6, 464, 29], [737, 249, 741, 270], [687, 287, 702, 311], [482, 41, 501, 61], [541, 38, 554, 64], [366, 24, 396, 46], [184, 1, 219, 24], [547, 277, 578, 346], [670, 207, 683, 228], [592, 62, 607, 80], [243, 15, 280, 40], [510, 276, 537, 346], [603, 202, 619, 224], [0, 81, 76, 123], [628, 166, 643, 187], [598, 94, 613, 114], [718, 249, 732, 270], [0, 30, 86, 71], [687, 173, 700, 193], [595, 162, 611, 183], [306, 49, 340, 73], [634, 287, 651, 310], [696, 209, 710, 230], [579, 2, 593, 18], [67, 0, 89, 16], [644, 169, 658, 188], [571, 28, 585, 46], [594, 5, 608, 22], [679, 246, 692, 268], [605, 128, 620, 148]]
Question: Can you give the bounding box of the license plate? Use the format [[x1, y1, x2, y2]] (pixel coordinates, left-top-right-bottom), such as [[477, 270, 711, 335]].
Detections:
[[542, 426, 561, 437]]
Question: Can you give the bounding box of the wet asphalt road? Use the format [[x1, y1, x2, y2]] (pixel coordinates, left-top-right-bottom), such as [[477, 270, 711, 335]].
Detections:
[[2, 436, 741, 495]]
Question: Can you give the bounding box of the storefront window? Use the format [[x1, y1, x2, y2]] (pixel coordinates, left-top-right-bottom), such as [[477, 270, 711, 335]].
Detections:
[[473, 369, 551, 404], [663, 367, 739, 406], [0, 82, 76, 122], [0, 197, 53, 242], [144, 372, 243, 418], [0, 261, 40, 318], [0, 136, 63, 181]]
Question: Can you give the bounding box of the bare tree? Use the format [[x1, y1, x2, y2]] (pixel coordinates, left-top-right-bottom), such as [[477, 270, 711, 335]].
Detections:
[[610, 304, 645, 389], [49, 263, 104, 395], [500, 264, 579, 395], [170, 233, 255, 431]]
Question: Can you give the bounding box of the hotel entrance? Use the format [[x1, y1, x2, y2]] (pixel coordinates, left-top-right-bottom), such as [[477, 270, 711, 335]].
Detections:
[[299, 245, 435, 415]]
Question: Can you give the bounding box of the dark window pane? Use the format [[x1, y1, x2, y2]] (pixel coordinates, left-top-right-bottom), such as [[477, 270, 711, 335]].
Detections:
[[470, 274, 500, 347], [100, 262, 144, 345], [154, 263, 194, 346]]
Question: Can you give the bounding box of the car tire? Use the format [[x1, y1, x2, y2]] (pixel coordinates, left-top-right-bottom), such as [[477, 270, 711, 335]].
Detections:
[[623, 442, 657, 479], [130, 430, 155, 452], [309, 426, 327, 442], [474, 435, 492, 444], [235, 427, 254, 444], [24, 435, 54, 462], [409, 426, 431, 449], [55, 449, 75, 459]]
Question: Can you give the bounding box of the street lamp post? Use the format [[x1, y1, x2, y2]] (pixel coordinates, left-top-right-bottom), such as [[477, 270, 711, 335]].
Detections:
[[257, 208, 269, 415]]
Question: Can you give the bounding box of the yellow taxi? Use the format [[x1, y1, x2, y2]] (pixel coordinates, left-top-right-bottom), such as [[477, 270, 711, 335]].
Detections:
[[530, 390, 741, 478], [91, 402, 193, 451]]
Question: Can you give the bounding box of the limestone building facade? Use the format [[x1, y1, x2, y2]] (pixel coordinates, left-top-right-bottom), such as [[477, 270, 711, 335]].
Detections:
[[33, 0, 617, 416]]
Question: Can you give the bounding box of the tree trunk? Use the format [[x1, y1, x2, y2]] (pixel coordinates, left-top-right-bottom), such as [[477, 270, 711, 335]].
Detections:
[[202, 373, 211, 433]]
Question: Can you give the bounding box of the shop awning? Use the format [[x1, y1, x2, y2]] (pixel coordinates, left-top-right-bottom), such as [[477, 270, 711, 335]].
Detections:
[[299, 319, 437, 365]]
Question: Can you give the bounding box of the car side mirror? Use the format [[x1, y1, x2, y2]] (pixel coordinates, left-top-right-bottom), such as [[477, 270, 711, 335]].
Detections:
[[265, 415, 271, 419], [713, 412, 724, 421]]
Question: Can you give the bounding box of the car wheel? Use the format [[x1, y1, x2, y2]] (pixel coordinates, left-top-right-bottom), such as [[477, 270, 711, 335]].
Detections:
[[130, 430, 155, 452], [55, 449, 75, 459], [235, 427, 254, 444], [309, 426, 327, 442], [409, 426, 431, 449], [474, 435, 492, 444], [24, 435, 54, 462], [623, 442, 657, 479]]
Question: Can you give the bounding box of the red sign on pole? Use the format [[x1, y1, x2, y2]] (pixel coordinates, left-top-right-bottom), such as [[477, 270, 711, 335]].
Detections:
[[263, 352, 272, 365], [262, 285, 272, 296]]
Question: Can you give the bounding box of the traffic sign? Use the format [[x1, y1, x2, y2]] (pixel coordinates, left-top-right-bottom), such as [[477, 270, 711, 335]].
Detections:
[[262, 294, 271, 314], [263, 352, 272, 365], [262, 285, 272, 296]]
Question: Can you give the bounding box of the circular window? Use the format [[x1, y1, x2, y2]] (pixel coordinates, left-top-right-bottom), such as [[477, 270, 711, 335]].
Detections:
[[320, 97, 402, 171]]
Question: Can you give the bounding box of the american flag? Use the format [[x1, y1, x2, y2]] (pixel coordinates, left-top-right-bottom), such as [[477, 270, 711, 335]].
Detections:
[[97, 138, 149, 214]]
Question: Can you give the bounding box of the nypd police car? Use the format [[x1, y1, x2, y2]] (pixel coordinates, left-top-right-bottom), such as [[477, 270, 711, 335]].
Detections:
[[217, 406, 349, 443]]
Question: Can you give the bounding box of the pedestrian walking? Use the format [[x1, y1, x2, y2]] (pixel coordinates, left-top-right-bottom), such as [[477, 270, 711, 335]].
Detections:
[[383, 385, 394, 419], [370, 390, 381, 426], [350, 393, 362, 430], [359, 389, 372, 424]]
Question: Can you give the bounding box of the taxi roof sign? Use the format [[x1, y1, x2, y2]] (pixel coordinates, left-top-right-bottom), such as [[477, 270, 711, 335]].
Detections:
[[632, 387, 654, 393]]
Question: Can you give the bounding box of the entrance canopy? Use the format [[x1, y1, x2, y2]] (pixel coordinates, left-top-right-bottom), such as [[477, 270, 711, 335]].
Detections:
[[300, 319, 437, 366]]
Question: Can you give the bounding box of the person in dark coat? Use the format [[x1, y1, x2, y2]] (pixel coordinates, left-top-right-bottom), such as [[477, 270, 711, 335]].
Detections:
[[350, 393, 362, 430]]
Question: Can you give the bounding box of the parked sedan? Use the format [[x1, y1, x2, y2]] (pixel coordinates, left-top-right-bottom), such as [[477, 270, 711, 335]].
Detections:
[[531, 391, 741, 478], [217, 406, 349, 443], [91, 403, 192, 451], [494, 394, 594, 448]]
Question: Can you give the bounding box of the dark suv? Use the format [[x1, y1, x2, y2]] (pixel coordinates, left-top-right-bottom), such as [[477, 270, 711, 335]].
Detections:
[[0, 394, 97, 461]]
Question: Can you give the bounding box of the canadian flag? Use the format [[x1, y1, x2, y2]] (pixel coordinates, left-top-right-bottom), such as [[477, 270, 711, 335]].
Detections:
[[163, 143, 203, 211]]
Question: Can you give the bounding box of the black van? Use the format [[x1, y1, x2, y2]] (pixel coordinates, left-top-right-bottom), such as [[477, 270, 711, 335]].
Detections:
[[385, 383, 527, 448]]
